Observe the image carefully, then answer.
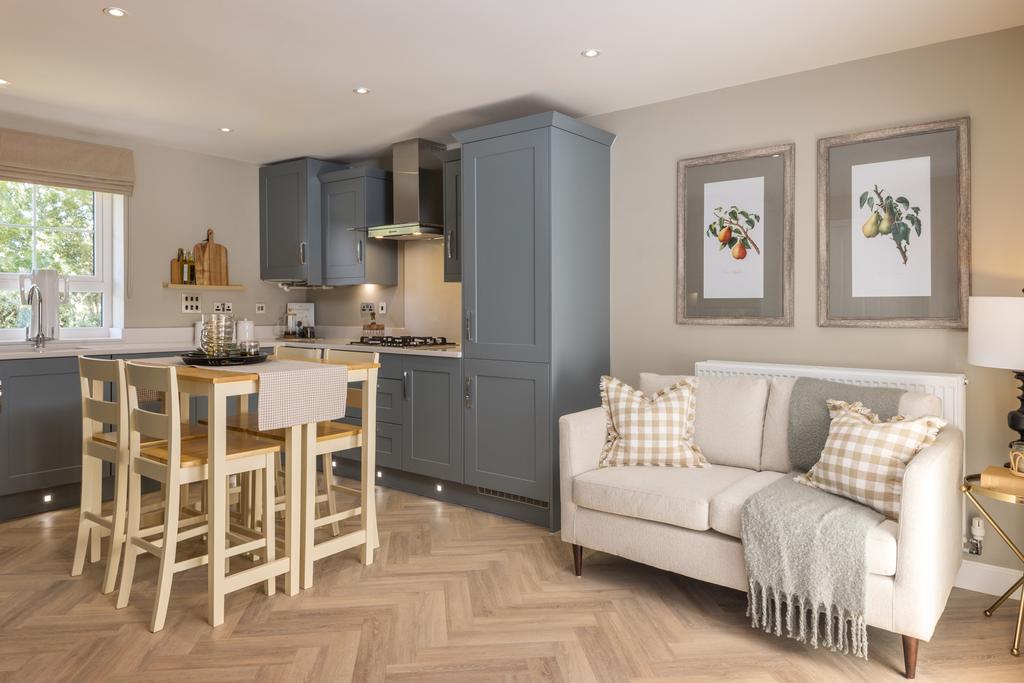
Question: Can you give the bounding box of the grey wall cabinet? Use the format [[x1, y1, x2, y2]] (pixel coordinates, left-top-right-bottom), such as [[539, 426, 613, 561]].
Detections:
[[0, 357, 87, 497], [320, 167, 397, 286], [454, 112, 614, 529], [401, 356, 463, 482], [259, 157, 345, 284], [443, 150, 462, 282], [462, 359, 550, 500]]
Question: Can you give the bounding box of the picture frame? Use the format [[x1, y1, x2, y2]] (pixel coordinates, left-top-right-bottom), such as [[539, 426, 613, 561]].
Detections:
[[676, 143, 794, 326], [817, 118, 970, 328]]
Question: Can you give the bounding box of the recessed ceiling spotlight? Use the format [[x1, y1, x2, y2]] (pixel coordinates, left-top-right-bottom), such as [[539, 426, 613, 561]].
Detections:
[[580, 48, 601, 58], [102, 6, 128, 17], [353, 86, 370, 95], [219, 127, 233, 133]]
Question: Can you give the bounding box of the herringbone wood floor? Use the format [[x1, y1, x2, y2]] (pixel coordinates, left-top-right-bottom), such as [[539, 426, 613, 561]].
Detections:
[[0, 480, 1020, 682]]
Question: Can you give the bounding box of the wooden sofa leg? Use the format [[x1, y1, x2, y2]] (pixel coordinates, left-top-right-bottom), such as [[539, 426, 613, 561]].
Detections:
[[902, 635, 919, 679], [572, 544, 583, 577]]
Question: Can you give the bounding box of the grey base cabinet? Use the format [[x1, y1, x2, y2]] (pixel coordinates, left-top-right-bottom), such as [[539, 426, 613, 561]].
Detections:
[[0, 357, 85, 497], [462, 359, 550, 500], [402, 356, 463, 482]]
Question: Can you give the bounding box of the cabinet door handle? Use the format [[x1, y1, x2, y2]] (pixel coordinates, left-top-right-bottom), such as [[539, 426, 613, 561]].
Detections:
[[0, 378, 4, 413], [464, 310, 473, 341], [356, 239, 363, 263], [299, 241, 307, 265], [464, 377, 472, 409], [402, 370, 408, 400], [446, 229, 452, 259]]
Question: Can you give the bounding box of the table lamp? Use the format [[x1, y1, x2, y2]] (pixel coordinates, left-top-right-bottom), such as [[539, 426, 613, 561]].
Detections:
[[967, 296, 1024, 444]]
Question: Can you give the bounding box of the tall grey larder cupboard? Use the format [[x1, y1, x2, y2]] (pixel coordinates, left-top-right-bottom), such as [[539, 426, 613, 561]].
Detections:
[[454, 112, 614, 531]]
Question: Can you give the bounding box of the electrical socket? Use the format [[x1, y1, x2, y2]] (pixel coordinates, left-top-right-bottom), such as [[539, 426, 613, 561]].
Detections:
[[255, 303, 266, 314], [213, 302, 233, 313], [359, 302, 374, 314], [181, 294, 201, 314]]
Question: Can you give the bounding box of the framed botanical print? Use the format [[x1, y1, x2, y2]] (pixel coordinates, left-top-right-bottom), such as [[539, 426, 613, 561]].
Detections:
[[676, 144, 794, 325], [817, 118, 970, 328]]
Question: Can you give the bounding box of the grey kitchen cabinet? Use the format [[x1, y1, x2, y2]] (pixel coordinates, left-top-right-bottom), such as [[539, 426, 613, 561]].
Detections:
[[454, 112, 614, 528], [458, 128, 551, 363], [443, 149, 461, 282], [259, 157, 346, 284], [319, 167, 397, 286], [0, 356, 90, 497], [401, 356, 463, 482], [338, 354, 404, 469], [462, 359, 550, 500]]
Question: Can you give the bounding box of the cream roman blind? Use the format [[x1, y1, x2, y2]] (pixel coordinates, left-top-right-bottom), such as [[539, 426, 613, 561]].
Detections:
[[0, 127, 135, 195]]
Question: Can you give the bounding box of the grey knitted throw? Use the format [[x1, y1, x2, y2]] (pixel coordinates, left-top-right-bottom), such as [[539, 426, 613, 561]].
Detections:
[[741, 476, 884, 659]]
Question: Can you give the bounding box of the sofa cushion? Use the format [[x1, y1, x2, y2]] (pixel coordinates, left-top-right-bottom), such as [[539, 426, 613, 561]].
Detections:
[[709, 470, 785, 537], [600, 376, 706, 468], [573, 465, 753, 532], [638, 373, 769, 470], [760, 377, 944, 474], [708, 472, 899, 576]]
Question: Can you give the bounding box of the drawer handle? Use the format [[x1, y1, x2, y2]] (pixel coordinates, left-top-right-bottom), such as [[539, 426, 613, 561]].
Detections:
[[402, 370, 408, 400]]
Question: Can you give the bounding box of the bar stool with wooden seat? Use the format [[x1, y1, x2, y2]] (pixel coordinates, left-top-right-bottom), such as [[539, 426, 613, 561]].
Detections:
[[299, 348, 380, 588], [116, 362, 281, 632], [71, 357, 204, 594]]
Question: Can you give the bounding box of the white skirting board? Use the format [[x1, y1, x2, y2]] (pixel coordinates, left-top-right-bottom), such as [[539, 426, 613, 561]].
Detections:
[[955, 559, 1022, 600]]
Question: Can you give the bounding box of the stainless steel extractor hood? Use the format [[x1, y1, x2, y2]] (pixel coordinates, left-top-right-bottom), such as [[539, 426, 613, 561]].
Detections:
[[368, 138, 446, 240]]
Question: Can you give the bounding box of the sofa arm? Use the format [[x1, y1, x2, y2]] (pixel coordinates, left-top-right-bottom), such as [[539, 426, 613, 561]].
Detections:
[[892, 426, 964, 640], [558, 407, 606, 543]]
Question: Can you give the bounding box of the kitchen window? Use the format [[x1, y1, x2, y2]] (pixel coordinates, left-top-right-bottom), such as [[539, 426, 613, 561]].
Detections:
[[0, 179, 123, 339]]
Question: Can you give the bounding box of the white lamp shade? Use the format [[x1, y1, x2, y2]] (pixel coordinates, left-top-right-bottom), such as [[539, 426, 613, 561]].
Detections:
[[967, 296, 1024, 370]]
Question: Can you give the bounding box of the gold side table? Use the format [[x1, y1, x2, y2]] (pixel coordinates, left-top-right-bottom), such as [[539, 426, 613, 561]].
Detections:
[[962, 474, 1024, 656]]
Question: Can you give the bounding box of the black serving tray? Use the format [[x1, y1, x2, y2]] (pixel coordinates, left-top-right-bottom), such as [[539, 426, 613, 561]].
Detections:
[[181, 351, 269, 367]]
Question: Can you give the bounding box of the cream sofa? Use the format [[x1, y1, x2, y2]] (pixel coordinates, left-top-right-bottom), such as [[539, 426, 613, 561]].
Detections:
[[558, 372, 964, 679]]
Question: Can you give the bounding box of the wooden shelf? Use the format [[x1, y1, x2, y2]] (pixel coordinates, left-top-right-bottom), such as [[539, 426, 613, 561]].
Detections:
[[163, 283, 246, 291]]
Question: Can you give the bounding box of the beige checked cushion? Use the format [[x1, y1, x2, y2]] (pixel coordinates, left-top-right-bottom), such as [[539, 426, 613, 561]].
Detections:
[[795, 400, 945, 519], [599, 375, 708, 468]]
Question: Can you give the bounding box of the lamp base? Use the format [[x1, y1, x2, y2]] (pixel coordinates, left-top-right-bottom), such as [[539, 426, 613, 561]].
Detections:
[[1007, 371, 1024, 447]]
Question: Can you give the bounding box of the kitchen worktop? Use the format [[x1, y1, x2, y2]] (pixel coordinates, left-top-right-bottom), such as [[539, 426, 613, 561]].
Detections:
[[277, 338, 462, 358], [0, 339, 198, 361], [0, 332, 462, 361]]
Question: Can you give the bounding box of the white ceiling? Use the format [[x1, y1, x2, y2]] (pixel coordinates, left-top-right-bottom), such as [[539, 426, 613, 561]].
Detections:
[[1, 1, 1021, 165]]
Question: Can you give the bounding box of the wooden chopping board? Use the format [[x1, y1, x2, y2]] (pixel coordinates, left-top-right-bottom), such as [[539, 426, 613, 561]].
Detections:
[[193, 228, 228, 286]]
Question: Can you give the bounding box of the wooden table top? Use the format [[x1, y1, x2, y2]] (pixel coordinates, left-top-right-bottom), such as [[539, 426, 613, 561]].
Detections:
[[136, 357, 379, 385]]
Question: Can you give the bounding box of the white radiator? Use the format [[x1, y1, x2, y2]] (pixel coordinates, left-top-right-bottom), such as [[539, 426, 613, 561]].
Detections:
[[695, 360, 966, 431]]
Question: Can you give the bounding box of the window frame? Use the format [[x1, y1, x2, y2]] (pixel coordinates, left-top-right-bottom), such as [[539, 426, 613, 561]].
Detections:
[[0, 184, 119, 339]]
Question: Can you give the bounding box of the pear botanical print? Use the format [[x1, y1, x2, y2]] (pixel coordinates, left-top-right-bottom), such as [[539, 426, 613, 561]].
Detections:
[[818, 118, 969, 328], [706, 205, 762, 261], [702, 176, 765, 299], [677, 143, 793, 326], [858, 185, 922, 264], [849, 156, 931, 299]]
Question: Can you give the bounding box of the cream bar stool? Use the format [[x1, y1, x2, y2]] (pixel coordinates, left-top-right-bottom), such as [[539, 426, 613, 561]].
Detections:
[[72, 357, 204, 594], [300, 348, 380, 588], [116, 362, 281, 633]]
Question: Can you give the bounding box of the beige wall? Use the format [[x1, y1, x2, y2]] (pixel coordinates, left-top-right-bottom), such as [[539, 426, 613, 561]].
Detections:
[[0, 111, 303, 328], [586, 26, 1024, 570], [310, 241, 461, 340]]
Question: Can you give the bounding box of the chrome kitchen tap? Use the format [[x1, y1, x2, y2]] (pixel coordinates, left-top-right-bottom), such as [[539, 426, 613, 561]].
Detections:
[[25, 284, 50, 349]]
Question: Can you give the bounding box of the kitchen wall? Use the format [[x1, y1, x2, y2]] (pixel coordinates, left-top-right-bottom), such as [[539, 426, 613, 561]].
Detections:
[[586, 26, 1024, 570], [0, 111, 302, 328], [309, 240, 462, 340]]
